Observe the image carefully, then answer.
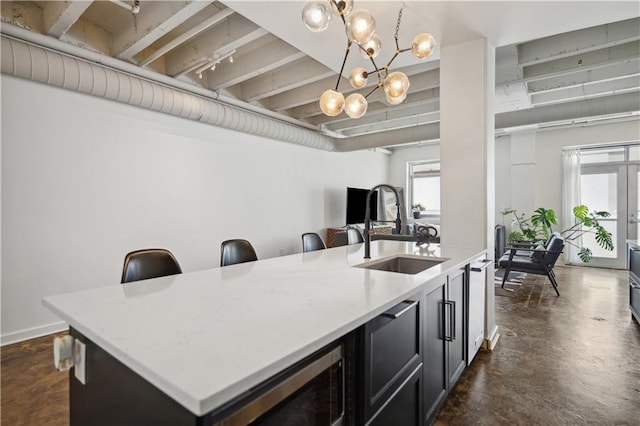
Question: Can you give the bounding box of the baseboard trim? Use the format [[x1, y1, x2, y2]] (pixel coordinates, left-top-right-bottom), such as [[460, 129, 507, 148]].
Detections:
[[1, 321, 68, 346], [483, 325, 500, 351]]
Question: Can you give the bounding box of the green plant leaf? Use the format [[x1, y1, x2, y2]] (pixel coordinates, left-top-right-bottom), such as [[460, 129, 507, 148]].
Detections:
[[595, 227, 614, 250], [573, 205, 588, 220], [508, 231, 524, 243], [578, 247, 592, 263], [594, 211, 611, 217]]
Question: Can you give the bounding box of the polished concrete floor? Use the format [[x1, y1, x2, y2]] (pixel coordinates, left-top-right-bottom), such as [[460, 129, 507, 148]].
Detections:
[[436, 265, 640, 425], [1, 265, 638, 425]]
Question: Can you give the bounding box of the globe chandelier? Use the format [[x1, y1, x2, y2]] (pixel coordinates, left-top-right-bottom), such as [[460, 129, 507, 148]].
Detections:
[[301, 0, 436, 119]]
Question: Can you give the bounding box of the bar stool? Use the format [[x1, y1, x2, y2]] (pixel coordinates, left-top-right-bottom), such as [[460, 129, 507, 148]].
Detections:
[[121, 248, 182, 283], [302, 232, 326, 253], [220, 239, 258, 266]]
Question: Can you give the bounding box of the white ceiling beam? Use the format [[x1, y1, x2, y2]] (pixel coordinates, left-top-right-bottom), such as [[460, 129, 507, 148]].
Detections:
[[530, 76, 640, 105], [313, 88, 440, 127], [527, 59, 640, 93], [328, 102, 440, 132], [523, 40, 640, 81], [138, 7, 234, 67], [340, 111, 441, 137], [165, 14, 266, 77], [42, 1, 93, 38], [267, 62, 439, 111], [518, 17, 640, 66], [241, 57, 334, 102], [207, 39, 304, 89], [115, 1, 213, 61], [288, 69, 440, 119]]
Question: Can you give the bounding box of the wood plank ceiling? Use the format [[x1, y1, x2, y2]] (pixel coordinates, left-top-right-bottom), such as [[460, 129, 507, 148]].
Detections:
[[1, 1, 639, 149]]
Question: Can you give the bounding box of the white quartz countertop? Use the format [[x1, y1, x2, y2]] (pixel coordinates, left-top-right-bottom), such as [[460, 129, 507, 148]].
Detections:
[[43, 241, 484, 416]]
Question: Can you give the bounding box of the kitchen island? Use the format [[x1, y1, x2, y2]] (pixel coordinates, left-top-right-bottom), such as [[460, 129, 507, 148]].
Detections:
[[44, 241, 485, 424]]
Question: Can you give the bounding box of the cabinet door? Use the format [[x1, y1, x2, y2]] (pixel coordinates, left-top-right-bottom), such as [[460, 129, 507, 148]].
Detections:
[[367, 364, 423, 426], [363, 298, 421, 420], [423, 281, 447, 422], [447, 268, 467, 388]]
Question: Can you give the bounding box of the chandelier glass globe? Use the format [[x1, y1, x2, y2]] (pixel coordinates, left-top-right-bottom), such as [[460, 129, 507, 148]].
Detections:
[[319, 89, 345, 116], [411, 33, 437, 58], [385, 91, 407, 105], [302, 0, 332, 33], [330, 0, 353, 16], [349, 67, 368, 88], [345, 9, 376, 44], [383, 71, 410, 98], [344, 93, 368, 118], [360, 34, 382, 59]]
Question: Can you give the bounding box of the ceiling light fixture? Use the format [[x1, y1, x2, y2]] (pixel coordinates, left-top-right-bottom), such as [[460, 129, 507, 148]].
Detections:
[[302, 0, 436, 118]]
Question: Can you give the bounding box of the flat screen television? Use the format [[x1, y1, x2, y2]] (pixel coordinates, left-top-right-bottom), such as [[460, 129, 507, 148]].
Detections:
[[346, 187, 377, 224]]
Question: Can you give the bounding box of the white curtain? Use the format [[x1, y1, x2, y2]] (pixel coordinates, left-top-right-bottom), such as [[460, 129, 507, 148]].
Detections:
[[562, 148, 581, 264]]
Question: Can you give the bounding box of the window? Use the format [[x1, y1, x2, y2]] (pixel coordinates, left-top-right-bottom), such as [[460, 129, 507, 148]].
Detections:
[[408, 161, 440, 218]]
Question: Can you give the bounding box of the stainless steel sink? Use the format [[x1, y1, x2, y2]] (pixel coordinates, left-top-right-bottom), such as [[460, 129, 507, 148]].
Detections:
[[354, 255, 448, 275]]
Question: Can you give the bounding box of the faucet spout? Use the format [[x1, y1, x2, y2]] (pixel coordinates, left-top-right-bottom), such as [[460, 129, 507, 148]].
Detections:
[[364, 184, 403, 258]]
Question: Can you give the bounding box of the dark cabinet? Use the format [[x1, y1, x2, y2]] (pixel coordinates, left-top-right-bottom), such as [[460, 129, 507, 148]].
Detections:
[[423, 267, 468, 424], [629, 244, 640, 324], [447, 268, 467, 387], [360, 297, 422, 423], [367, 363, 423, 426], [423, 280, 447, 421]]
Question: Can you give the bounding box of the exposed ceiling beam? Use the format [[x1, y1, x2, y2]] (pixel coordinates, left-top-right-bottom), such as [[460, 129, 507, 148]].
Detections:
[[340, 111, 441, 137], [43, 0, 93, 38], [165, 14, 266, 77], [530, 76, 640, 105], [523, 40, 640, 81], [138, 7, 234, 67], [518, 17, 640, 66], [527, 59, 640, 93], [335, 122, 440, 152], [241, 57, 334, 102], [207, 39, 304, 89], [319, 89, 440, 128], [288, 69, 440, 119], [267, 62, 439, 112], [115, 1, 213, 61], [496, 92, 640, 129]]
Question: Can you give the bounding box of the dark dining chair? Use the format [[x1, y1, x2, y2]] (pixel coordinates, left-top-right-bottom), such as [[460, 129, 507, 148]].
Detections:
[[302, 232, 326, 253], [121, 248, 182, 284], [220, 239, 258, 267]]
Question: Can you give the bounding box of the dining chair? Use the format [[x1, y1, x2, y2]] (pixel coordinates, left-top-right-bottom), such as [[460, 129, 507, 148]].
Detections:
[[302, 232, 327, 253], [121, 248, 182, 283], [220, 239, 258, 267]]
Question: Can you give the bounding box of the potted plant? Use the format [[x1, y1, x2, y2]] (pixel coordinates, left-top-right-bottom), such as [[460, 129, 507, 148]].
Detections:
[[411, 203, 425, 219], [502, 205, 614, 263]]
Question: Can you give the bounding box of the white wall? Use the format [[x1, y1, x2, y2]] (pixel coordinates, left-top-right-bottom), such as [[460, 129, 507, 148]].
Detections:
[[495, 119, 640, 229], [0, 76, 389, 344]]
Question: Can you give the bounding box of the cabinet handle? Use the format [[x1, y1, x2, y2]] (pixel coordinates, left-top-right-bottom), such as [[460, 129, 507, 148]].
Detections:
[[443, 301, 453, 342], [449, 300, 456, 341], [381, 300, 418, 319], [438, 300, 446, 340]]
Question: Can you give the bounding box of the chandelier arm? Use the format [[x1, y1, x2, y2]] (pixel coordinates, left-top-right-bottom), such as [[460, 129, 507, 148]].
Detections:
[[334, 41, 353, 91], [363, 85, 380, 99], [330, 0, 347, 25]]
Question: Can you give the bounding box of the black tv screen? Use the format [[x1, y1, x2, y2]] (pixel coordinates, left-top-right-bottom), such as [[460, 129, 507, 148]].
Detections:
[[346, 187, 377, 224]]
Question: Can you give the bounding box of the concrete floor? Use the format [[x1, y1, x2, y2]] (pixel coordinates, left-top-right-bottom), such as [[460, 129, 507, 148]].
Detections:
[[1, 265, 639, 425], [436, 265, 640, 425]]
